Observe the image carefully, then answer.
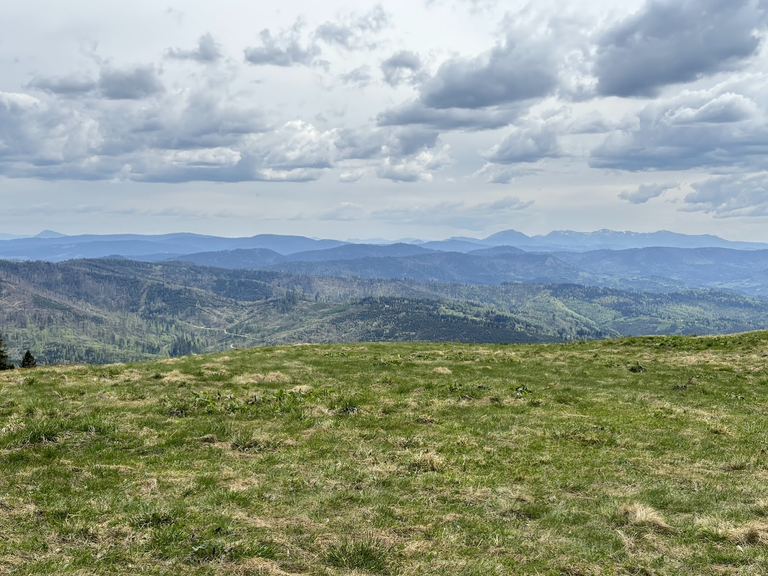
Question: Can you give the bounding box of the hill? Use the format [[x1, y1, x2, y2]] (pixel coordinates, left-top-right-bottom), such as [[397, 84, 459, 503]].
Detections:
[[1, 259, 768, 364], [1, 335, 767, 574], [556, 247, 768, 296]]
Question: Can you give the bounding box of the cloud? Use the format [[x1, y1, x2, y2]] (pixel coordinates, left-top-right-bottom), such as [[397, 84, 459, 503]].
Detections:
[[0, 83, 339, 183], [590, 81, 768, 171], [484, 122, 562, 164], [376, 15, 568, 131], [0, 92, 101, 170], [136, 120, 337, 183], [335, 126, 439, 160], [339, 66, 373, 87], [381, 50, 424, 87], [338, 170, 370, 183], [98, 65, 164, 99], [166, 33, 223, 62], [665, 92, 760, 124], [473, 163, 544, 184], [377, 100, 523, 130], [375, 146, 451, 182], [682, 172, 768, 217], [26, 74, 97, 97], [315, 5, 389, 50], [419, 35, 558, 109], [619, 182, 678, 204], [595, 0, 767, 97], [244, 22, 321, 67]]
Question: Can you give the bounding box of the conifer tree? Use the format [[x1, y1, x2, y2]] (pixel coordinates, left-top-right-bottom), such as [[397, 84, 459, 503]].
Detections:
[[21, 350, 36, 369], [0, 335, 12, 370]]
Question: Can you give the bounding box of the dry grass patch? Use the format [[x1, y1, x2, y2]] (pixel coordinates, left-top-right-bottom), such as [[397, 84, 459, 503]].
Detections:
[[233, 372, 290, 385], [161, 369, 189, 383], [410, 451, 445, 473], [432, 367, 452, 375], [696, 518, 768, 545], [618, 503, 673, 532]]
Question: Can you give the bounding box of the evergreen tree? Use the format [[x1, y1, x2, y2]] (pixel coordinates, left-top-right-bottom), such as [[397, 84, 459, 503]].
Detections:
[[0, 335, 12, 370], [21, 350, 36, 369]]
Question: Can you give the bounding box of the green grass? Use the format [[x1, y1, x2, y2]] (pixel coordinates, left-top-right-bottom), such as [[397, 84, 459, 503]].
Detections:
[[1, 333, 768, 574]]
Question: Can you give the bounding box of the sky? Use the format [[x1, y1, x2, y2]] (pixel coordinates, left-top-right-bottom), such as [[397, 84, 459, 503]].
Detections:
[[1, 0, 768, 241]]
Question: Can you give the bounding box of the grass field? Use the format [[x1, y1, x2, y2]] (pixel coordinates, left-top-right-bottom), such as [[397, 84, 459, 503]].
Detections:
[[1, 333, 767, 575]]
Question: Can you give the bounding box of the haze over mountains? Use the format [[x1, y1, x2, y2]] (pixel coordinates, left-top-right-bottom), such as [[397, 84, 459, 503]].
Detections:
[[2, 228, 767, 262], [1, 229, 768, 297]]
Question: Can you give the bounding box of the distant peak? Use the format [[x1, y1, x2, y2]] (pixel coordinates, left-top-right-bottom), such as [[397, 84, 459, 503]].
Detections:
[[35, 230, 67, 238]]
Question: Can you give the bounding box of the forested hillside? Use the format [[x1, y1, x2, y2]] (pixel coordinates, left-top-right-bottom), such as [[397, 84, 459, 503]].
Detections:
[[1, 259, 768, 365]]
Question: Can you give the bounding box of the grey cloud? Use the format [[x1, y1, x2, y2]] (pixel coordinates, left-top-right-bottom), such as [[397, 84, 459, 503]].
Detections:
[[419, 35, 558, 109], [117, 90, 270, 152], [335, 126, 439, 160], [0, 92, 101, 168], [166, 33, 223, 62], [595, 0, 767, 97], [315, 5, 388, 50], [666, 92, 759, 124], [381, 50, 423, 87], [618, 183, 678, 204], [377, 100, 522, 130], [682, 172, 768, 217], [0, 86, 333, 184], [377, 24, 561, 131], [484, 123, 562, 164], [99, 65, 164, 99], [26, 74, 97, 96], [339, 66, 372, 87], [590, 85, 768, 171], [244, 25, 320, 67]]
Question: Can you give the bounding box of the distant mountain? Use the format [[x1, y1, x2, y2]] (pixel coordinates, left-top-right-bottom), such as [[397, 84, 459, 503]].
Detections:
[[267, 251, 593, 285], [282, 243, 435, 262], [172, 243, 436, 269], [419, 239, 492, 253], [35, 230, 67, 239], [482, 229, 768, 251], [556, 247, 768, 296], [0, 233, 346, 261], [482, 229, 532, 246], [174, 248, 285, 269], [468, 245, 526, 256]]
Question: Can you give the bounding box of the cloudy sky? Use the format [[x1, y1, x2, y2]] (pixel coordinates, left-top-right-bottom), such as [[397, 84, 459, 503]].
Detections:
[[1, 0, 768, 240]]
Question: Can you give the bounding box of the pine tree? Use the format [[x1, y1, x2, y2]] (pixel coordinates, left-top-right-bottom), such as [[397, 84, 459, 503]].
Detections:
[[0, 335, 12, 370], [21, 350, 36, 369]]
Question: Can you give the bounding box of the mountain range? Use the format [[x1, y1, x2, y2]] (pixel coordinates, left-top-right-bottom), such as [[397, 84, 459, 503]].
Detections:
[[1, 228, 767, 262], [2, 228, 768, 365]]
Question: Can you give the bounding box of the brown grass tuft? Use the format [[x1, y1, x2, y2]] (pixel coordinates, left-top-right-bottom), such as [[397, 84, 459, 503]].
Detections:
[[433, 367, 452, 375], [618, 503, 673, 532], [233, 371, 290, 384]]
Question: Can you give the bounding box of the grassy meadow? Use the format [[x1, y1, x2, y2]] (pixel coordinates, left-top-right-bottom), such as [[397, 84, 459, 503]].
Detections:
[[1, 333, 767, 574]]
